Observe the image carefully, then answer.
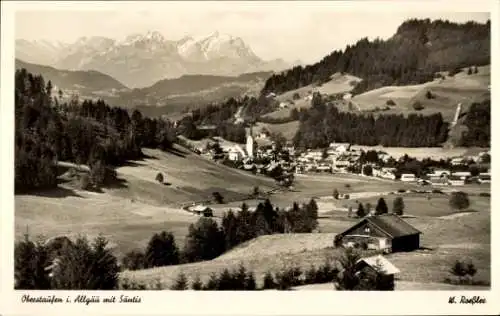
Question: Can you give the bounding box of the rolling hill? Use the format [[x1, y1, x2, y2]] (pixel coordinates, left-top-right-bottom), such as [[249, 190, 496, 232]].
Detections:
[[15, 59, 130, 100], [117, 72, 272, 117], [15, 145, 277, 257]]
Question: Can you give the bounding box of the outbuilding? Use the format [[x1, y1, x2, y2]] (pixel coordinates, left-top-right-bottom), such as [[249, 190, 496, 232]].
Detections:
[[334, 214, 421, 253]]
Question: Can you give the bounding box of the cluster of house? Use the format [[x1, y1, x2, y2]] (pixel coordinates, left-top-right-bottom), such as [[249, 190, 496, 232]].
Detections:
[[295, 143, 355, 173]]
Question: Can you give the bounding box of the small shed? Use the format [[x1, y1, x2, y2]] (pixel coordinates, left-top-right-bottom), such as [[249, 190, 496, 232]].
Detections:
[[190, 205, 213, 217], [334, 214, 421, 253], [355, 255, 400, 290]]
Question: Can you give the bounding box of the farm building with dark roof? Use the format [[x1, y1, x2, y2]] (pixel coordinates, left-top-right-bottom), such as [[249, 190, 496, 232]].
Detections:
[[334, 214, 421, 253]]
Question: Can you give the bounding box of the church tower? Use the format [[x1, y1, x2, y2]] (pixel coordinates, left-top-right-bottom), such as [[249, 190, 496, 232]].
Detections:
[[246, 125, 254, 159]]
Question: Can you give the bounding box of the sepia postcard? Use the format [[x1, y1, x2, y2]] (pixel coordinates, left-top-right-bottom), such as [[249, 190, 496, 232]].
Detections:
[[1, 0, 499, 315]]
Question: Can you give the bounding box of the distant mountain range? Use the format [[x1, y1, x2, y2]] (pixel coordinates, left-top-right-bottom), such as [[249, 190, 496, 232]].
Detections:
[[16, 31, 300, 88]]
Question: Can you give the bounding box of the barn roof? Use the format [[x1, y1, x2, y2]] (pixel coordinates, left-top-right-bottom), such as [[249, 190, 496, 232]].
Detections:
[[357, 255, 400, 275], [340, 214, 421, 238]]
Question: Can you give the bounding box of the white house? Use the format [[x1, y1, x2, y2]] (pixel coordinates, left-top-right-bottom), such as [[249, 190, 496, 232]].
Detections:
[[400, 173, 416, 182], [448, 177, 465, 186], [343, 93, 353, 100], [451, 171, 471, 180]]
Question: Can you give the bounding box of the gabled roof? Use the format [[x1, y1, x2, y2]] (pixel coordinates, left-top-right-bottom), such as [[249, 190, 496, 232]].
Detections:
[[356, 255, 400, 275], [340, 214, 421, 238]]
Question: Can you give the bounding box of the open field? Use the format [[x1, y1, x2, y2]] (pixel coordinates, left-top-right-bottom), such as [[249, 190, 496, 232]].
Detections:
[[15, 145, 277, 257], [351, 65, 490, 121], [122, 206, 490, 289], [254, 121, 300, 141], [121, 173, 490, 290]]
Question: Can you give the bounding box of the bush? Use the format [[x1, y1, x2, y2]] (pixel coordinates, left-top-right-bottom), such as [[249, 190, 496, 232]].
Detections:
[[397, 189, 406, 193], [155, 173, 164, 183], [479, 192, 490, 197], [412, 101, 424, 111], [344, 194, 350, 199], [122, 250, 146, 271], [449, 191, 470, 210], [333, 189, 340, 200], [386, 99, 396, 106], [212, 191, 225, 204], [432, 189, 444, 194], [362, 165, 373, 176], [292, 92, 301, 100], [425, 91, 434, 99], [345, 184, 351, 189], [119, 278, 147, 290]]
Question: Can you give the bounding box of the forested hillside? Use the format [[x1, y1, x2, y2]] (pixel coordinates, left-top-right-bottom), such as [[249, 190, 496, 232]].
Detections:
[[293, 93, 449, 148], [261, 19, 490, 96], [15, 69, 176, 192]]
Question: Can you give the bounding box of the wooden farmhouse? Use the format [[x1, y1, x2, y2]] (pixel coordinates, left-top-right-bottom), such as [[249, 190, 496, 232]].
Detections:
[[334, 214, 421, 253], [355, 255, 400, 290]]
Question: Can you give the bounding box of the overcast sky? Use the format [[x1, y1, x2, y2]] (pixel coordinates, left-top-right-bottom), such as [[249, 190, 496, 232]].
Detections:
[[15, 2, 490, 64]]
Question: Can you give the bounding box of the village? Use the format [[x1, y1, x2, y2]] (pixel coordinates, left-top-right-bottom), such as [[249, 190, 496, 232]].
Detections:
[[191, 128, 491, 188]]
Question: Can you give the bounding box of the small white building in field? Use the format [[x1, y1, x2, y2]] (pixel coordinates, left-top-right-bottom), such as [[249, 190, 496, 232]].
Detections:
[[451, 171, 471, 180], [400, 173, 416, 182]]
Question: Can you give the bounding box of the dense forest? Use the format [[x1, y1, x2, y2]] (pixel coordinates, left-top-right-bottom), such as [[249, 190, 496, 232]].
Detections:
[[15, 69, 176, 192], [458, 99, 490, 147], [293, 93, 449, 148], [261, 19, 490, 96]]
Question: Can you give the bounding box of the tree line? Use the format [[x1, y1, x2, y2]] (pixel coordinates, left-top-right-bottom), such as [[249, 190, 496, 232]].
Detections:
[[293, 93, 449, 148], [122, 198, 319, 270], [261, 18, 490, 96], [15, 69, 176, 192]]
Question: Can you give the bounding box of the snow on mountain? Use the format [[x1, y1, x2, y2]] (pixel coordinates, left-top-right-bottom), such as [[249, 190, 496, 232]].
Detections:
[[16, 31, 293, 88]]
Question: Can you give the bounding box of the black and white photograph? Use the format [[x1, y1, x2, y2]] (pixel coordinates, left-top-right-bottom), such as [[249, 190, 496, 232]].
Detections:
[[1, 0, 498, 315]]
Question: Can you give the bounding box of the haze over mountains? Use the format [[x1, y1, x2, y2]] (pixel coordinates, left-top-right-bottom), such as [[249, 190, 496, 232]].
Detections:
[[16, 30, 298, 88]]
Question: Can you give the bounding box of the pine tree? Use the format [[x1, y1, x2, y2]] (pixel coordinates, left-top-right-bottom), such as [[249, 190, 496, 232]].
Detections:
[[356, 203, 366, 218], [14, 234, 51, 289], [191, 274, 203, 290], [171, 272, 188, 290], [88, 235, 119, 290], [375, 197, 389, 215], [393, 197, 405, 215], [145, 231, 179, 268]]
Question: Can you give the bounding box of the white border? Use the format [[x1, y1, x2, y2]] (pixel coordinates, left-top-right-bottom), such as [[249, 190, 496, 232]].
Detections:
[[1, 1, 499, 315]]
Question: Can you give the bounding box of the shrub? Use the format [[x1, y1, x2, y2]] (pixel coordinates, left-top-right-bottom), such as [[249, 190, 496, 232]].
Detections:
[[432, 189, 444, 194], [333, 189, 340, 199], [397, 189, 406, 193], [119, 278, 147, 290], [212, 191, 225, 204], [345, 184, 351, 189], [344, 194, 350, 200], [425, 91, 434, 99], [155, 173, 164, 183], [413, 101, 424, 111], [386, 99, 396, 106], [449, 191, 470, 211], [479, 192, 490, 197], [121, 250, 146, 271], [292, 92, 301, 100]]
